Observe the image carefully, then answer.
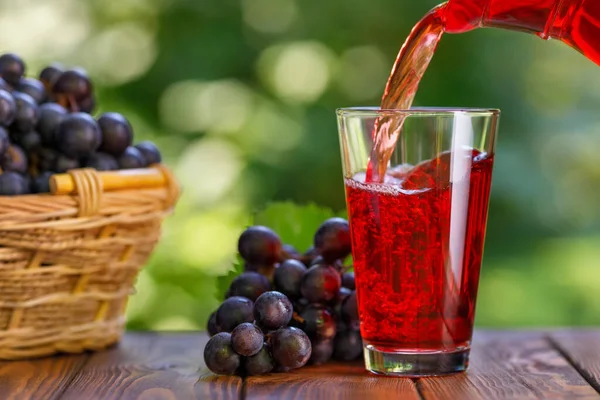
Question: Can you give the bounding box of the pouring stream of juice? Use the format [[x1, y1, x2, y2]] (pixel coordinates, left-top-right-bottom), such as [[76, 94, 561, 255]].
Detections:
[[367, 5, 445, 183], [368, 0, 599, 183]]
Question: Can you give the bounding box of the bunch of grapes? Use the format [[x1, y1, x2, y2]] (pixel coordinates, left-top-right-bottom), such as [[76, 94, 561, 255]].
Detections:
[[0, 53, 162, 196], [204, 218, 362, 376]]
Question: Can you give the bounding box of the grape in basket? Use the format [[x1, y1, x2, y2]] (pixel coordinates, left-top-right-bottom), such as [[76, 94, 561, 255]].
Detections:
[[0, 52, 163, 196]]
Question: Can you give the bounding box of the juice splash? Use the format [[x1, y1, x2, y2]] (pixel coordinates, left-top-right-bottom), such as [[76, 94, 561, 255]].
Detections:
[[347, 150, 494, 351]]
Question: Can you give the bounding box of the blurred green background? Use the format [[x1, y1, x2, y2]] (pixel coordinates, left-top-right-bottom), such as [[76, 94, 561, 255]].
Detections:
[[4, 0, 599, 330]]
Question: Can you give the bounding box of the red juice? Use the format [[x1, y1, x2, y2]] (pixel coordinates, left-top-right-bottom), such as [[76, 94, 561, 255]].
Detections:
[[345, 150, 494, 352], [443, 0, 600, 66]]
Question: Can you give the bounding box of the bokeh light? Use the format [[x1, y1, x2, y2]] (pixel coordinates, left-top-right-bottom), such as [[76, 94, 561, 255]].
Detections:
[[160, 80, 254, 134], [177, 209, 244, 271], [176, 138, 243, 206], [242, 0, 298, 34], [0, 0, 597, 331], [237, 100, 304, 163], [336, 46, 389, 101], [258, 41, 335, 103], [76, 22, 157, 85], [0, 0, 90, 60], [539, 130, 600, 229]]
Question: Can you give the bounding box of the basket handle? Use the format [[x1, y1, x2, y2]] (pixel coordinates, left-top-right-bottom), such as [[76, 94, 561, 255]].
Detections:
[[65, 168, 103, 217], [50, 165, 180, 216]]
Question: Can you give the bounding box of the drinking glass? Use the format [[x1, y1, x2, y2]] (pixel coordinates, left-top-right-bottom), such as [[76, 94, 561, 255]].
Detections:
[[337, 107, 500, 376]]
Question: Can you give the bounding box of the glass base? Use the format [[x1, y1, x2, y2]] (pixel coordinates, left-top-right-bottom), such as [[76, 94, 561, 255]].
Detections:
[[363, 345, 470, 377]]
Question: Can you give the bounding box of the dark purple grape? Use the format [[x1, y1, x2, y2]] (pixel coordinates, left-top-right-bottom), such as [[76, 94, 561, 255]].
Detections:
[[333, 287, 352, 318], [84, 152, 118, 171], [16, 78, 46, 104], [272, 365, 291, 373], [56, 113, 101, 158], [231, 322, 264, 356], [15, 131, 41, 153], [216, 296, 254, 333], [0, 127, 8, 157], [341, 291, 359, 330], [52, 68, 93, 104], [31, 171, 53, 194], [300, 264, 341, 304], [135, 141, 162, 165], [335, 320, 349, 334], [207, 311, 221, 336], [39, 63, 64, 89], [22, 174, 32, 192], [310, 338, 334, 365], [314, 218, 351, 262], [11, 92, 39, 133], [1, 145, 27, 173], [117, 146, 145, 169], [342, 272, 355, 290], [38, 147, 58, 172], [238, 226, 282, 265], [203, 332, 241, 375], [254, 291, 293, 330], [256, 264, 277, 280], [335, 261, 347, 273], [273, 259, 307, 300], [316, 258, 344, 273], [271, 327, 312, 369], [0, 53, 25, 86], [244, 344, 275, 376], [37, 103, 67, 145], [309, 255, 325, 266], [229, 272, 271, 302], [54, 153, 80, 173], [97, 112, 133, 156], [0, 172, 29, 195], [300, 246, 318, 267], [292, 297, 310, 315], [244, 261, 266, 272], [0, 77, 11, 92], [78, 95, 96, 113], [299, 305, 336, 340], [337, 287, 352, 304], [0, 90, 16, 127], [280, 244, 300, 261], [333, 330, 362, 361]]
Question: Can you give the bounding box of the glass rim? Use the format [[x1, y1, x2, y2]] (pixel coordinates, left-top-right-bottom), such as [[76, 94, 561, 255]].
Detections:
[[336, 106, 501, 117]]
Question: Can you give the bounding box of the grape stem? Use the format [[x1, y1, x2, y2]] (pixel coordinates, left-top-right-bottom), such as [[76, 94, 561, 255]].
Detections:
[[291, 312, 304, 324]]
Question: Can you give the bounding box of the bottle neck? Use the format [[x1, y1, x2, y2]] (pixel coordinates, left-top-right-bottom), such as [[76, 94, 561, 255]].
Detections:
[[443, 0, 581, 40]]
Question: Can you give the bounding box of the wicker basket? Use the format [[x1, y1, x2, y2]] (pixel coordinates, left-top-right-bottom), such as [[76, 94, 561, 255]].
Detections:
[[0, 165, 179, 360]]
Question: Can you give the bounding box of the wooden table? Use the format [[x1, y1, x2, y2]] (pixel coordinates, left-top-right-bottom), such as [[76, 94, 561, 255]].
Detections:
[[1, 330, 600, 399]]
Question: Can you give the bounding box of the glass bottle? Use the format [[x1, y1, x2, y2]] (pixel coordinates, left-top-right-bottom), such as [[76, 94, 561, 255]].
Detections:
[[443, 0, 600, 65]]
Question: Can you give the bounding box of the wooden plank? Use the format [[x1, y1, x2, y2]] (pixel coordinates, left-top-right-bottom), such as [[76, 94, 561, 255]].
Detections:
[[419, 331, 599, 400], [550, 330, 600, 394], [60, 332, 241, 400], [245, 361, 420, 400], [0, 353, 89, 400]]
